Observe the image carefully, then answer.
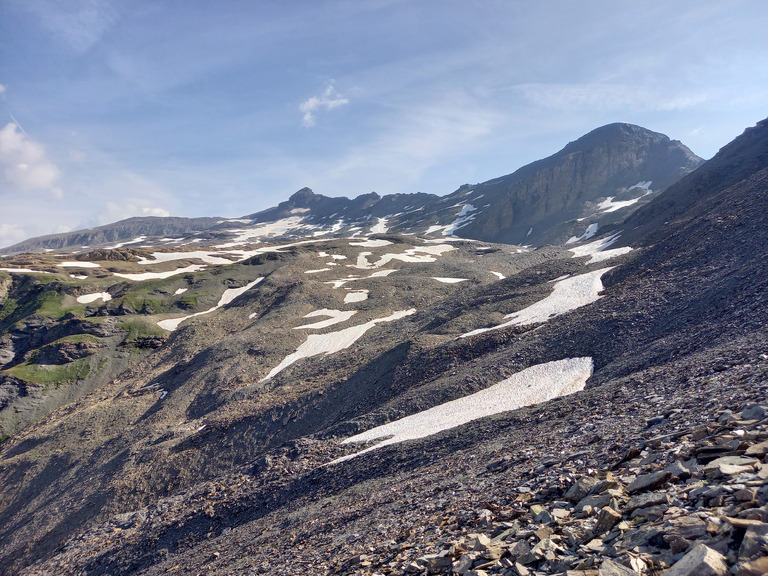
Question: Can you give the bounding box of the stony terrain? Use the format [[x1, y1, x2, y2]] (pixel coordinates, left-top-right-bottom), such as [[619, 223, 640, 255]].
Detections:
[[0, 119, 765, 576]]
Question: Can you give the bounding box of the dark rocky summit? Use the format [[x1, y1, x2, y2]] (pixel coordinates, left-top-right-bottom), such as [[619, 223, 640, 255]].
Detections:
[[0, 118, 766, 576]]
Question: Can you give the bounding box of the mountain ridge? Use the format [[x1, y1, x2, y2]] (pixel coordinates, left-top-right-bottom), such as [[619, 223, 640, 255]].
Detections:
[[0, 118, 766, 576], [1, 123, 702, 255]]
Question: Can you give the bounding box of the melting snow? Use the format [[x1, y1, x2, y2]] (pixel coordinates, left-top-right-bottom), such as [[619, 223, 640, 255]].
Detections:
[[294, 309, 357, 330], [344, 289, 369, 303], [566, 223, 599, 244], [174, 288, 188, 295], [349, 239, 393, 248], [0, 268, 52, 274], [324, 269, 398, 289], [350, 245, 456, 270], [431, 277, 468, 284], [214, 217, 320, 248], [70, 274, 88, 280], [331, 357, 593, 463], [114, 264, 207, 281], [157, 278, 263, 331], [76, 292, 112, 304], [137, 251, 236, 265], [491, 271, 506, 280], [631, 180, 652, 191], [568, 234, 633, 264], [461, 269, 612, 338], [260, 309, 416, 381], [58, 262, 101, 268], [368, 217, 389, 234], [597, 197, 642, 213], [305, 268, 331, 274], [442, 204, 477, 235]]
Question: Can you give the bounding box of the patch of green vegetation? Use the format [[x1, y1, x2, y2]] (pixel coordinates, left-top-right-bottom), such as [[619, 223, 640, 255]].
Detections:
[[51, 334, 103, 345], [0, 297, 19, 323], [118, 318, 166, 342], [177, 292, 208, 309], [6, 358, 91, 388], [0, 434, 10, 444]]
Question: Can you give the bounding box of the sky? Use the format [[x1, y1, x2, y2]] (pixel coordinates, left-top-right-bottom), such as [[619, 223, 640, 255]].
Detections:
[[1, 0, 767, 249]]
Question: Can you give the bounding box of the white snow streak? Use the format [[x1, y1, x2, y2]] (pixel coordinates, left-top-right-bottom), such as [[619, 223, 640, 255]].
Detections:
[[294, 309, 357, 330], [157, 278, 263, 331], [461, 268, 612, 338], [490, 271, 506, 280], [568, 234, 633, 264], [76, 292, 112, 304], [431, 277, 468, 284], [114, 264, 207, 281], [260, 309, 416, 381], [58, 261, 101, 268], [344, 290, 369, 303], [349, 239, 393, 248], [331, 358, 593, 463]]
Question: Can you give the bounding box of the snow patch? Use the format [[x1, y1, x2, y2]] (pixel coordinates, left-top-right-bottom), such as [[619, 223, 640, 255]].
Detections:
[[490, 271, 505, 280], [261, 309, 416, 381], [568, 234, 633, 264], [343, 289, 369, 303], [305, 268, 331, 274], [331, 358, 593, 463], [58, 262, 100, 268], [431, 277, 468, 284], [157, 278, 263, 331], [368, 217, 389, 234], [76, 292, 112, 304], [349, 239, 393, 248], [566, 223, 599, 244], [174, 288, 188, 295], [294, 309, 357, 330], [349, 245, 455, 270], [114, 264, 207, 281], [461, 269, 612, 338], [0, 268, 52, 274]]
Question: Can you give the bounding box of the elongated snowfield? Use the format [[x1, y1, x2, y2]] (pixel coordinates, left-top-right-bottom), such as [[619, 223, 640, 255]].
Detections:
[[294, 309, 357, 330], [157, 278, 263, 331], [461, 268, 612, 338], [568, 234, 633, 264], [330, 357, 593, 464], [76, 292, 112, 304], [261, 309, 416, 382]]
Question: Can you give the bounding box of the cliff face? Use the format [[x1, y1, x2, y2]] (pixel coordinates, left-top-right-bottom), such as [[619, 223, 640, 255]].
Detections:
[[456, 123, 703, 245]]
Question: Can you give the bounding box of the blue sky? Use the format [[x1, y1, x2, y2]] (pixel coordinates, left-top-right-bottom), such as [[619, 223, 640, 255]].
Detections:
[[1, 0, 767, 248]]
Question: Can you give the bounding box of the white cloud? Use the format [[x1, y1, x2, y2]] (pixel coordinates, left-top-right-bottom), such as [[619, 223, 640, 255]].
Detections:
[[0, 223, 27, 249], [299, 82, 350, 127], [98, 202, 170, 224], [0, 83, 5, 94], [0, 123, 63, 196]]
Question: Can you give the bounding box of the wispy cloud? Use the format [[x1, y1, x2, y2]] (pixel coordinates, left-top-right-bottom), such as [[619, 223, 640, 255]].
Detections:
[[299, 82, 350, 127], [98, 202, 170, 225], [26, 0, 117, 54], [0, 83, 5, 94], [515, 83, 710, 112], [0, 122, 63, 197]]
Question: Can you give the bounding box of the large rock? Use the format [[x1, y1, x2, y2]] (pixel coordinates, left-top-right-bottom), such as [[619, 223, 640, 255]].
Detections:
[[662, 544, 729, 576]]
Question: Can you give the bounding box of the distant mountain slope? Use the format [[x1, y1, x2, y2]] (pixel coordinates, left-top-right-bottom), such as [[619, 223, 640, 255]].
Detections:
[[1, 216, 223, 255], [1, 123, 702, 255]]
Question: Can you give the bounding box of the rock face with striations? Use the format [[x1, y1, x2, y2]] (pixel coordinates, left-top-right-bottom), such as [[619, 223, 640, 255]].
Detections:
[[456, 123, 703, 245]]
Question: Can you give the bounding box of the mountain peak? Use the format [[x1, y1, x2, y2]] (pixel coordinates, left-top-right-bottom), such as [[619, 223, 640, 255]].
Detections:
[[288, 187, 316, 204]]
